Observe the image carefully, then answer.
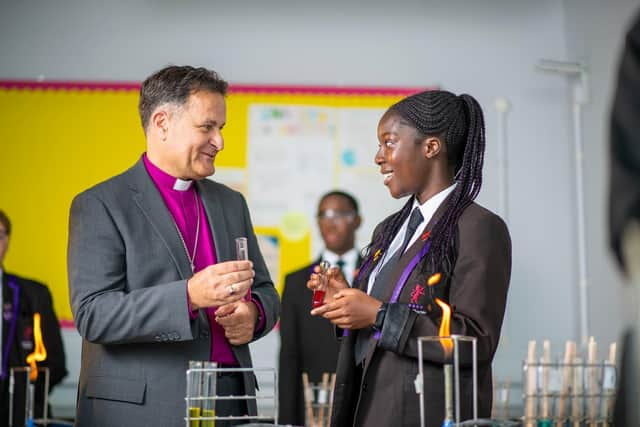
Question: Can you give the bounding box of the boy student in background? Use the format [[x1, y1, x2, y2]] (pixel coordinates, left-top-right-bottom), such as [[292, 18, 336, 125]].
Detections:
[[279, 190, 362, 425], [0, 210, 67, 427], [309, 90, 511, 426]]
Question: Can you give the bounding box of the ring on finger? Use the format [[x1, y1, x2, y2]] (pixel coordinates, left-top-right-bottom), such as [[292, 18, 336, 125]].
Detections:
[[228, 284, 236, 295]]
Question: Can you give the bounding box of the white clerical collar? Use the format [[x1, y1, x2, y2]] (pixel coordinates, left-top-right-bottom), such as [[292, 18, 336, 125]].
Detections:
[[173, 178, 193, 191]]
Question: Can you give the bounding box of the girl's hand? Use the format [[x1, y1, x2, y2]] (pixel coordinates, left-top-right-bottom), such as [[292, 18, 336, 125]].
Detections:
[[310, 288, 382, 330]]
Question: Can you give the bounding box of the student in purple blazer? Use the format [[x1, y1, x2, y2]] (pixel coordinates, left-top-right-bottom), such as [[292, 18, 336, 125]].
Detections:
[[0, 210, 67, 427], [310, 90, 511, 426]]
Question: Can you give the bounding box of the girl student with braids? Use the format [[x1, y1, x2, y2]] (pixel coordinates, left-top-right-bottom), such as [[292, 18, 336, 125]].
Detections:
[[309, 90, 511, 426]]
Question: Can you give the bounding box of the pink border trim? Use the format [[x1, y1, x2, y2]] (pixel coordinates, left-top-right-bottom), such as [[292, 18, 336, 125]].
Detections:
[[229, 84, 431, 96], [0, 80, 141, 91], [59, 319, 75, 329], [0, 80, 431, 96]]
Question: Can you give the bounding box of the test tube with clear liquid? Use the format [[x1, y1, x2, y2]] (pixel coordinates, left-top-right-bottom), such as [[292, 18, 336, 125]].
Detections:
[[201, 362, 217, 427], [188, 361, 203, 427], [312, 261, 330, 309], [235, 237, 250, 300]]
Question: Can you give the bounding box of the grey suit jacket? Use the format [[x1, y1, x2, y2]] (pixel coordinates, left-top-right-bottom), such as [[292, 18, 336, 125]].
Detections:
[[68, 158, 279, 427]]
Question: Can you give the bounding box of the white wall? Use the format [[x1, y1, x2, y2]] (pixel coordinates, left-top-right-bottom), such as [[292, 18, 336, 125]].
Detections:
[[2, 0, 637, 415]]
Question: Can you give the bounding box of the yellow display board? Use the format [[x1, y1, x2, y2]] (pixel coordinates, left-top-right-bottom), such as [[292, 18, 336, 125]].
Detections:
[[0, 81, 423, 322]]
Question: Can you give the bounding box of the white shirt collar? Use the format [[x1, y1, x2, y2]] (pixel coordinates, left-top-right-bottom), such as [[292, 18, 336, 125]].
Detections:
[[321, 247, 358, 266], [321, 247, 360, 286], [367, 184, 456, 294], [380, 184, 457, 267], [411, 183, 457, 232]]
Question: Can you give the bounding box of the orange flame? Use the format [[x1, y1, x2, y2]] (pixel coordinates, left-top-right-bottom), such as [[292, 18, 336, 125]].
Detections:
[[435, 298, 453, 356], [26, 313, 47, 382], [427, 272, 441, 286], [426, 273, 453, 356]]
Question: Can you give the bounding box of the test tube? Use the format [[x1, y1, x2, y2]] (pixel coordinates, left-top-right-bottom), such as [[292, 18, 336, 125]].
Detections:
[[188, 361, 203, 427], [311, 261, 330, 309], [235, 237, 250, 300], [235, 237, 248, 261], [201, 362, 217, 427], [27, 382, 35, 427]]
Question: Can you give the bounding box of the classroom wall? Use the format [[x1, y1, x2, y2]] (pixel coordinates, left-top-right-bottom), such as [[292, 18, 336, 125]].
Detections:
[[562, 0, 638, 351], [1, 0, 637, 414]]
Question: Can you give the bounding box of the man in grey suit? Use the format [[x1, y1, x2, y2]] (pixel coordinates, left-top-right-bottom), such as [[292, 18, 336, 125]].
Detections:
[[68, 65, 279, 426]]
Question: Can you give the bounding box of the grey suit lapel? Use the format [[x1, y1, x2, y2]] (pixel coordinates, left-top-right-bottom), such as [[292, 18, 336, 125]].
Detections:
[[128, 159, 193, 279], [197, 179, 231, 263]]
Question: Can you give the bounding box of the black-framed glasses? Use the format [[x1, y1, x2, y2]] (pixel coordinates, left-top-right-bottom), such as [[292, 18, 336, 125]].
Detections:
[[317, 209, 356, 224]]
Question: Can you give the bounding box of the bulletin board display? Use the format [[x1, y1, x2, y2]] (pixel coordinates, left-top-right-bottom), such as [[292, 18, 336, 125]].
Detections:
[[0, 81, 425, 322]]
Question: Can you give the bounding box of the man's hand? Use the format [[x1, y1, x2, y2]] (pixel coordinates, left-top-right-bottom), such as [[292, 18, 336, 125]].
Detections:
[[215, 300, 259, 345], [310, 288, 382, 330], [187, 260, 254, 310]]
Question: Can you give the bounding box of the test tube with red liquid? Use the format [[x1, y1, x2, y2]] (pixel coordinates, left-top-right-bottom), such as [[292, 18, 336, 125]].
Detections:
[[312, 260, 330, 309]]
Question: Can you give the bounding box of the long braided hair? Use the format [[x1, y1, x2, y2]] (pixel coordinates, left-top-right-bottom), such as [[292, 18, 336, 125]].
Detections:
[[355, 90, 485, 287]]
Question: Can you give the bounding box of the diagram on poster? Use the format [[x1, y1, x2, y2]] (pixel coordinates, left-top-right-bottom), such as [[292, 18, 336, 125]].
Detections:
[[247, 104, 403, 256]]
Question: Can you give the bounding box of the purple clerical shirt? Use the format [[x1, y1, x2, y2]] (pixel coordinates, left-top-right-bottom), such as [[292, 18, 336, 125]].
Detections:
[[143, 154, 246, 365]]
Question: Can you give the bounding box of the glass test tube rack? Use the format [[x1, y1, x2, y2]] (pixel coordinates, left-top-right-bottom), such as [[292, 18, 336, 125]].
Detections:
[[184, 365, 278, 426], [7, 367, 74, 427], [416, 335, 479, 427], [521, 360, 617, 426], [302, 372, 336, 427]]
